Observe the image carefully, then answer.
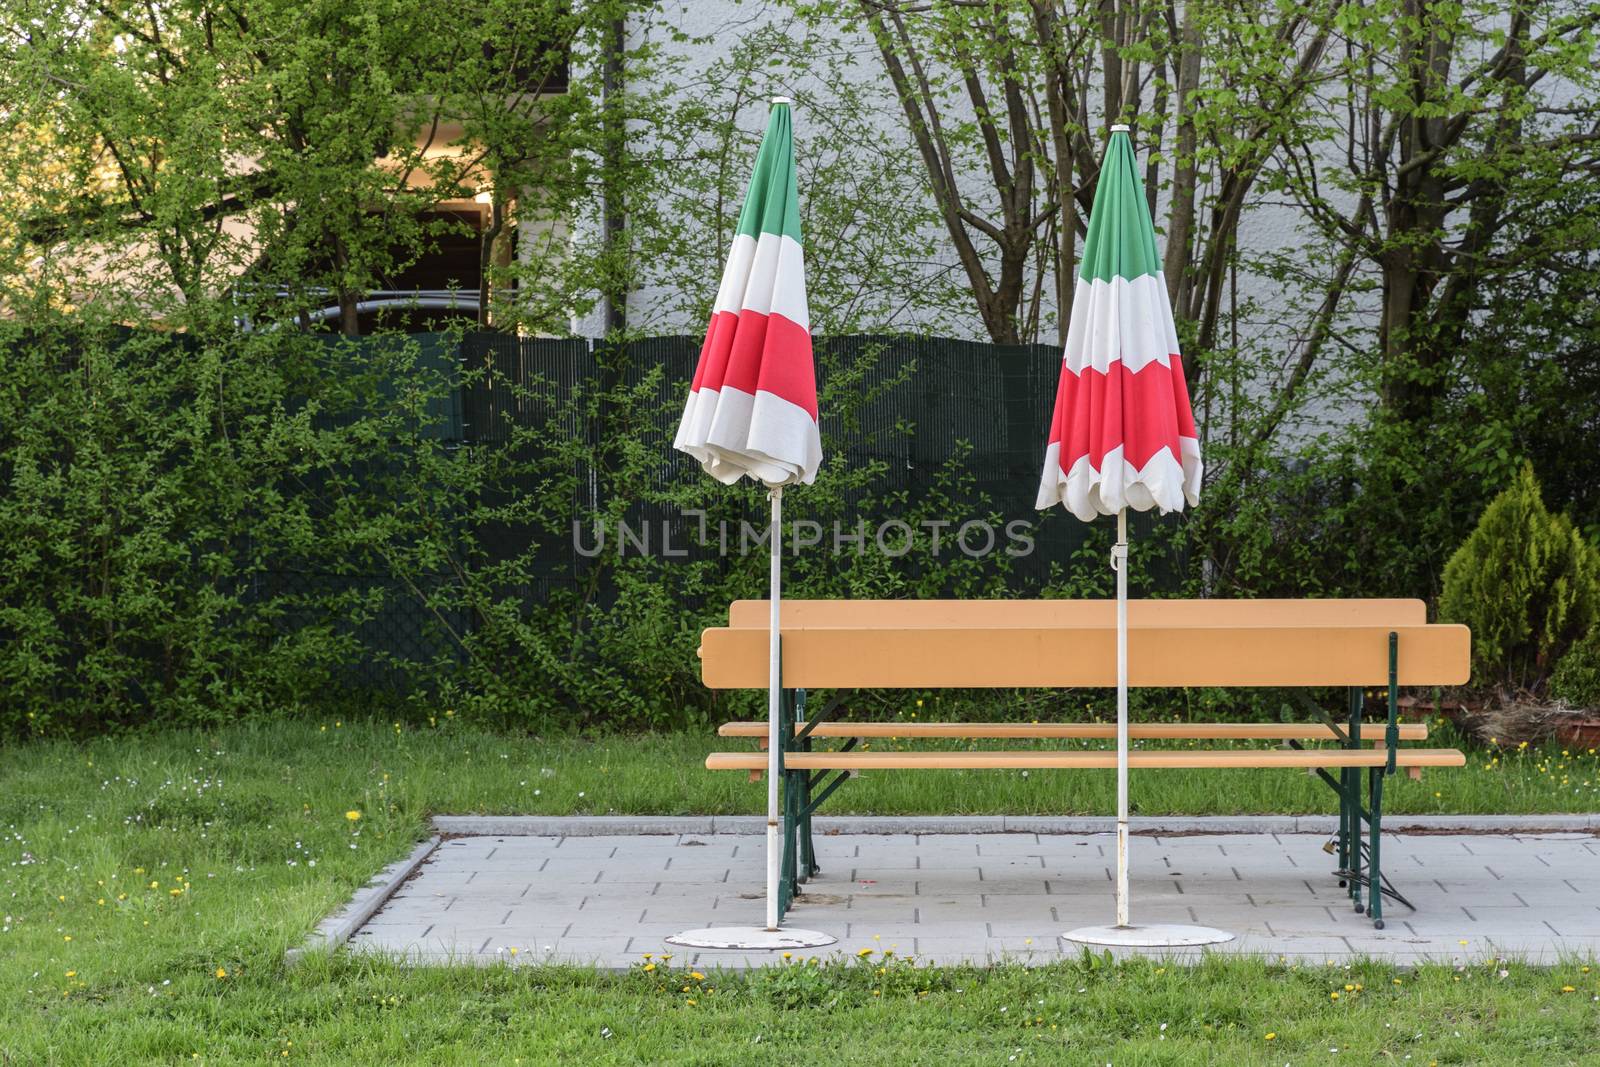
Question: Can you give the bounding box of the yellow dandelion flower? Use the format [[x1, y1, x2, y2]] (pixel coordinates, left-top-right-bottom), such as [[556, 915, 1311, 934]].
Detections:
[[689, 972, 705, 981], [65, 971, 76, 978], [1561, 985, 1576, 993], [345, 810, 362, 822], [1329, 991, 1339, 1000], [215, 968, 227, 979], [643, 963, 656, 972], [1265, 1032, 1276, 1041], [857, 948, 873, 957]]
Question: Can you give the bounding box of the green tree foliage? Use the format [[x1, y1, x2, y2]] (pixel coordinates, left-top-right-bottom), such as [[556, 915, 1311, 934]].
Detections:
[[787, 0, 1600, 605], [1439, 465, 1600, 693], [626, 13, 962, 334], [0, 0, 635, 335]]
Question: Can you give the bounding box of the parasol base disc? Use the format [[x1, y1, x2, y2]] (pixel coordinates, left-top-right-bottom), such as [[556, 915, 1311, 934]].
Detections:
[[665, 926, 838, 951], [1063, 924, 1235, 948]]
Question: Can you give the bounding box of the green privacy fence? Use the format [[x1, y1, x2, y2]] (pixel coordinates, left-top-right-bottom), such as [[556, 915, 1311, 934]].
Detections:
[[331, 334, 1184, 684], [301, 331, 1176, 684], [458, 329, 1151, 574]]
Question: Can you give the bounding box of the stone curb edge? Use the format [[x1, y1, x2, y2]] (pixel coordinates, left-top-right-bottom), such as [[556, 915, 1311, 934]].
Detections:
[[428, 813, 1600, 837], [285, 835, 441, 967]]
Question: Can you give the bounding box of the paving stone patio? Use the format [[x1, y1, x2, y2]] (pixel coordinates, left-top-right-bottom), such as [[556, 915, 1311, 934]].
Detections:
[[344, 828, 1600, 968]]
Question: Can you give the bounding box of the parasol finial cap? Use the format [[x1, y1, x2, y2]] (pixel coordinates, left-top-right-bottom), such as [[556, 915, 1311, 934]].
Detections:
[[772, 96, 793, 105], [1110, 123, 1130, 132]]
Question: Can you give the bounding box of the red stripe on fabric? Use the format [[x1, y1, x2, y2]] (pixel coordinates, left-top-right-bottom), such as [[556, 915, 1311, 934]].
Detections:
[[721, 308, 769, 396], [1169, 352, 1198, 440], [689, 310, 740, 393], [1046, 354, 1197, 472], [755, 312, 818, 420], [711, 308, 818, 421]]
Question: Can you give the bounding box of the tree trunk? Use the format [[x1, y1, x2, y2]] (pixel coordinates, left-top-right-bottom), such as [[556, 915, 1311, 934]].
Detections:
[[1163, 0, 1200, 309]]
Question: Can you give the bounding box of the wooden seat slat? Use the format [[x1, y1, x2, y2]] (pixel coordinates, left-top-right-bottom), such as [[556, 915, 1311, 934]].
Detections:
[[729, 598, 1428, 629], [716, 721, 1429, 741], [700, 624, 1471, 689], [705, 748, 1467, 772]]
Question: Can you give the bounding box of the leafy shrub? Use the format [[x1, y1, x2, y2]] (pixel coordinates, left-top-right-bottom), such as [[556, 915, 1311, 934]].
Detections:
[[1438, 464, 1600, 692], [1, 319, 1057, 737], [1550, 633, 1600, 710], [0, 317, 444, 735]]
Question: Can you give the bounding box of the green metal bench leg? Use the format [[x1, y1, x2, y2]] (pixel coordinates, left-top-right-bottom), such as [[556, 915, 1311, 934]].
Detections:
[[1348, 688, 1364, 913], [1368, 630, 1398, 930], [1368, 764, 1385, 928], [798, 705, 818, 879], [1337, 686, 1359, 888], [777, 686, 796, 920]]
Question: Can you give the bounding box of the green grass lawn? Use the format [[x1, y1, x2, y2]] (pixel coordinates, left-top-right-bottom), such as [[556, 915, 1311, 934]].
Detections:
[[2, 718, 1597, 1064]]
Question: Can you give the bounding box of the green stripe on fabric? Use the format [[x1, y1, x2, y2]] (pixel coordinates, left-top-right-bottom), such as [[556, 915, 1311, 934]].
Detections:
[[732, 102, 803, 246], [1078, 130, 1161, 283]]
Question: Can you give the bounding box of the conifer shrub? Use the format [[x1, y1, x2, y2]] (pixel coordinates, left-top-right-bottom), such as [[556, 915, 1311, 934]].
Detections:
[[1439, 464, 1600, 692]]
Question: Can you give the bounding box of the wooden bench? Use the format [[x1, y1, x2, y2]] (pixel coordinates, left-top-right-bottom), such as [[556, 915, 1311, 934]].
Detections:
[[697, 599, 1470, 929]]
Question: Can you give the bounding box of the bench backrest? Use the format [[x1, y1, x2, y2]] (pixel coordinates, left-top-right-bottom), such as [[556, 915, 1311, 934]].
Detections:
[[727, 598, 1428, 628], [698, 622, 1470, 688]]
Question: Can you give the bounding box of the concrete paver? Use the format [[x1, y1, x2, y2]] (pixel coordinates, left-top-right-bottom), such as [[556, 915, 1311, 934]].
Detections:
[[346, 830, 1600, 967]]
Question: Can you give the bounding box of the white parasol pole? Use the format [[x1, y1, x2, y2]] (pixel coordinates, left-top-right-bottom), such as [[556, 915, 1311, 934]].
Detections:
[[666, 481, 832, 950], [1113, 507, 1130, 927], [1065, 503, 1230, 948], [766, 486, 783, 931]]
